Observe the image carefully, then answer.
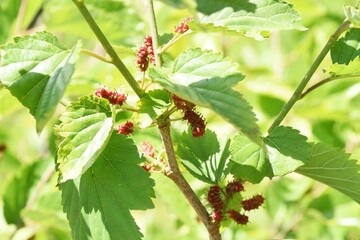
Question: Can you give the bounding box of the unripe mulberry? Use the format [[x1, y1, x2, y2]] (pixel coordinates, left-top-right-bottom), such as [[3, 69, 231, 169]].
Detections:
[[172, 95, 195, 111], [241, 194, 265, 211], [183, 109, 206, 138], [211, 210, 223, 223], [226, 180, 244, 197], [140, 141, 155, 157], [207, 185, 223, 210], [228, 210, 249, 225], [174, 17, 192, 34], [95, 87, 127, 106], [116, 121, 134, 135], [136, 36, 155, 72]]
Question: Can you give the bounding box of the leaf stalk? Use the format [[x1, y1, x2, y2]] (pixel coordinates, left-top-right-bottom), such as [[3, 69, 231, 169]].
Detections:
[[268, 19, 352, 133], [72, 0, 144, 98]]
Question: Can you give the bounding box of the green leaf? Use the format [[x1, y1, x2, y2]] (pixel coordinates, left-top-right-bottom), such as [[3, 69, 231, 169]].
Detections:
[[326, 57, 360, 76], [265, 126, 312, 176], [150, 48, 261, 143], [192, 0, 305, 39], [178, 129, 230, 184], [331, 28, 360, 65], [60, 133, 154, 240], [138, 89, 171, 120], [3, 160, 46, 224], [344, 6, 360, 26], [55, 95, 115, 183], [0, 31, 81, 131], [0, 0, 21, 43], [230, 134, 273, 183], [296, 143, 360, 204]]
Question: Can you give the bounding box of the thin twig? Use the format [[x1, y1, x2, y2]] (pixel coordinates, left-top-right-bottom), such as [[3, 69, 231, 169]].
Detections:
[[158, 122, 221, 240], [159, 31, 192, 53], [146, 0, 161, 66], [80, 49, 112, 63], [300, 74, 360, 99], [72, 0, 144, 98], [268, 19, 351, 133]]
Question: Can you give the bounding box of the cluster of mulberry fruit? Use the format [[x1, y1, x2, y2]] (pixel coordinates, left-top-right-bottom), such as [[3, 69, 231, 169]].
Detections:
[[95, 87, 127, 106], [174, 17, 192, 34], [172, 95, 206, 138], [116, 121, 134, 136], [136, 36, 155, 72], [207, 179, 264, 226]]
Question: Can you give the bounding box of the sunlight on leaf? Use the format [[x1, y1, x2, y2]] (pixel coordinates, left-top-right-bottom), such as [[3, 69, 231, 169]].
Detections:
[[0, 31, 81, 131], [296, 143, 360, 204], [60, 133, 154, 240], [192, 0, 305, 40], [55, 95, 115, 183]]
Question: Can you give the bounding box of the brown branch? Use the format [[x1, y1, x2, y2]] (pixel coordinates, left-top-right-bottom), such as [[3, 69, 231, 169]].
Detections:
[[158, 121, 221, 240]]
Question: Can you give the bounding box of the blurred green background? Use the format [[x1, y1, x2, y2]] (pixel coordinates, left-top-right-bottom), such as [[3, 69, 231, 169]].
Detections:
[[0, 0, 359, 239]]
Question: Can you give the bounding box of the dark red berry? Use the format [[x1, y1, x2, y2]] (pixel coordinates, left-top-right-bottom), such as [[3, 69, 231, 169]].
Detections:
[[228, 210, 249, 225], [183, 109, 206, 138], [211, 210, 223, 223], [95, 87, 127, 106], [172, 95, 195, 111], [207, 185, 224, 210], [141, 141, 155, 157], [174, 17, 192, 34], [241, 194, 265, 211], [142, 164, 152, 171], [226, 180, 244, 197], [116, 121, 134, 135], [136, 36, 155, 72]]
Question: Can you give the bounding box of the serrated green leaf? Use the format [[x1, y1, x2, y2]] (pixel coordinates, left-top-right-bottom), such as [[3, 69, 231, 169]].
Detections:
[[55, 95, 115, 183], [60, 133, 154, 240], [331, 28, 360, 65], [179, 128, 220, 161], [3, 160, 47, 224], [326, 57, 360, 76], [150, 48, 261, 143], [138, 89, 171, 120], [345, 6, 360, 26], [296, 143, 360, 204], [178, 129, 230, 184], [0, 31, 81, 131], [230, 134, 273, 183], [192, 0, 305, 40], [265, 126, 312, 176]]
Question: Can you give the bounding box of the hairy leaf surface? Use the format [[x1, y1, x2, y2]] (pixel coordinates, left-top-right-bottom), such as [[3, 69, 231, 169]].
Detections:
[[55, 95, 115, 183], [296, 143, 360, 204], [178, 129, 230, 184], [0, 31, 81, 131], [60, 133, 155, 240], [150, 48, 261, 143], [192, 0, 305, 39], [230, 134, 273, 183]]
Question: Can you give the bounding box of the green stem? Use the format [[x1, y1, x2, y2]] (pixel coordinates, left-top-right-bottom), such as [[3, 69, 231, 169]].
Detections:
[[72, 0, 144, 98], [268, 19, 351, 133], [300, 74, 360, 99], [160, 30, 192, 53], [146, 0, 161, 66], [80, 49, 112, 63]]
